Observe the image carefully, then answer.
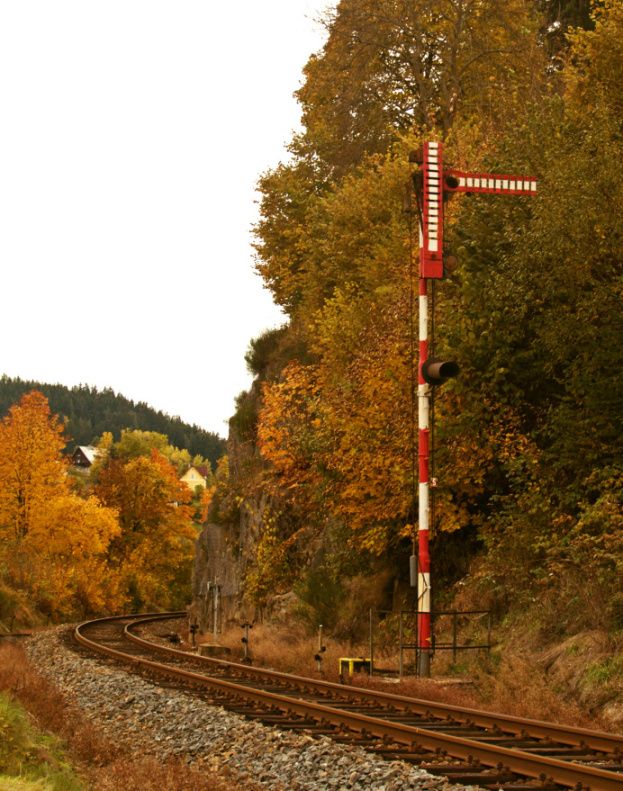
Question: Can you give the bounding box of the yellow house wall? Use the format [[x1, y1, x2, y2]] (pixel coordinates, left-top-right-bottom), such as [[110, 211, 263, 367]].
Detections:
[[181, 468, 207, 489]]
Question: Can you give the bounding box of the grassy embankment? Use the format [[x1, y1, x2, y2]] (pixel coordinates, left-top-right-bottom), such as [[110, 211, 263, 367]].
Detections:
[[0, 641, 246, 791]]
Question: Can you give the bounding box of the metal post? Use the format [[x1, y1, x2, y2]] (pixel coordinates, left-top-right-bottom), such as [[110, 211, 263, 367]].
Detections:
[[409, 554, 417, 587], [452, 611, 458, 663], [418, 252, 432, 677], [412, 141, 536, 678], [242, 622, 251, 662], [369, 609, 374, 677], [204, 581, 210, 632], [416, 140, 440, 678], [316, 624, 324, 673], [213, 583, 220, 638], [399, 611, 404, 679]]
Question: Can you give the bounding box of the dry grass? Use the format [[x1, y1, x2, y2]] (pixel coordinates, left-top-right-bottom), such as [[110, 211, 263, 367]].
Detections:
[[358, 656, 601, 729], [212, 623, 606, 731], [91, 757, 241, 791], [0, 641, 248, 791], [476, 653, 600, 728], [215, 622, 367, 683]]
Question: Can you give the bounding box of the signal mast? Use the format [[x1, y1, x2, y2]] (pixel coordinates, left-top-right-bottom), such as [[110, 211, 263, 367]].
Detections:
[[411, 141, 537, 676]]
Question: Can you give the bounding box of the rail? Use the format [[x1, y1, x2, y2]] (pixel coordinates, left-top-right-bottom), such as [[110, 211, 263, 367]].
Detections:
[[74, 612, 623, 790]]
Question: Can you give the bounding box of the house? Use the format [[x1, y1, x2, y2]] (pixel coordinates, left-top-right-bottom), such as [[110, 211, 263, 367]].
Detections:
[[70, 445, 103, 469], [180, 465, 210, 491]]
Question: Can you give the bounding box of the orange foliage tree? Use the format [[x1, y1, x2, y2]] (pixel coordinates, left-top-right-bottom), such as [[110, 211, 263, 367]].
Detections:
[[95, 449, 196, 609], [227, 2, 623, 632], [258, 290, 417, 555], [0, 391, 120, 616]]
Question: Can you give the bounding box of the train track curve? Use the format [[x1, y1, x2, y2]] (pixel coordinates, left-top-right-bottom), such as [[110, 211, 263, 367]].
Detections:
[[74, 612, 623, 791]]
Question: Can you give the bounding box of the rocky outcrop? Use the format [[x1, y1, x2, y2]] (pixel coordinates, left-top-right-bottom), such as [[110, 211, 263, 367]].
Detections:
[[190, 486, 276, 635], [190, 523, 241, 636]]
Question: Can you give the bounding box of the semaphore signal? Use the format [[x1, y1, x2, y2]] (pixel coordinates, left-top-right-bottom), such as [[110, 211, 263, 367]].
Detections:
[[444, 171, 538, 196], [410, 141, 537, 676], [420, 140, 444, 279]]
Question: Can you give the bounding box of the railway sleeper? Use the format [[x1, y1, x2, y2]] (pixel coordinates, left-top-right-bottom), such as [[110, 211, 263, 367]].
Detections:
[[375, 749, 441, 762], [423, 764, 555, 790], [481, 783, 558, 791], [432, 769, 518, 785]]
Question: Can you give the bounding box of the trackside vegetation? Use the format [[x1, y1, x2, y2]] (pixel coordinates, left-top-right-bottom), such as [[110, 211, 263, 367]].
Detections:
[[211, 0, 623, 675], [0, 643, 241, 791]]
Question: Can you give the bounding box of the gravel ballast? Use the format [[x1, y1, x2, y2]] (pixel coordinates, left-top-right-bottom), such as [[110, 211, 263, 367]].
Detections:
[[25, 628, 481, 790]]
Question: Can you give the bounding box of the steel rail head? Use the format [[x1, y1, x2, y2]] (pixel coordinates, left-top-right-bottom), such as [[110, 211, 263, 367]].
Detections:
[[122, 613, 623, 757], [76, 613, 623, 791]]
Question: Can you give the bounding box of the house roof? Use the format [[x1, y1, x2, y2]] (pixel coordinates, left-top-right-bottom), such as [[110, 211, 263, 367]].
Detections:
[[72, 445, 102, 465]]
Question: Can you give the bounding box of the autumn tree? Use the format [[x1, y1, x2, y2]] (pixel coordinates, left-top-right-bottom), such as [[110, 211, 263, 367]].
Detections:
[[297, 0, 545, 173], [0, 391, 67, 542], [255, 0, 550, 318], [107, 428, 211, 476], [0, 391, 120, 616], [96, 447, 196, 609], [242, 0, 551, 612], [225, 0, 623, 634], [430, 0, 623, 620]]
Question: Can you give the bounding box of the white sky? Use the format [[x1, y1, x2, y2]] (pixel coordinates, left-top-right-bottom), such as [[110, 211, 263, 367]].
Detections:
[[0, 1, 329, 437]]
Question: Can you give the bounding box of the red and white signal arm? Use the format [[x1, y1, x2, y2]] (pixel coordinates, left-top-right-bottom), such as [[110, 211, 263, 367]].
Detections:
[[444, 170, 537, 196], [420, 141, 444, 279], [419, 141, 538, 279]]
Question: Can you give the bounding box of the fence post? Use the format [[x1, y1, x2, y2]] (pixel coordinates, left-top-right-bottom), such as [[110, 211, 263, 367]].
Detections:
[[452, 611, 458, 663], [213, 583, 220, 638], [241, 622, 252, 662]]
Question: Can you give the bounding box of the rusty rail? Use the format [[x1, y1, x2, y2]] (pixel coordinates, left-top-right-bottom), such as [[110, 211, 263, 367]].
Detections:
[[75, 613, 623, 790], [124, 613, 623, 756]]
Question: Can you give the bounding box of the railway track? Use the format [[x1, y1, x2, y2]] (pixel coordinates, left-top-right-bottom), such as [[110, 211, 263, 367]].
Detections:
[[74, 612, 623, 790]]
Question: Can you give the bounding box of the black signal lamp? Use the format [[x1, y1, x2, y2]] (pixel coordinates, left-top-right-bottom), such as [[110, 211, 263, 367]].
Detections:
[[422, 358, 460, 386]]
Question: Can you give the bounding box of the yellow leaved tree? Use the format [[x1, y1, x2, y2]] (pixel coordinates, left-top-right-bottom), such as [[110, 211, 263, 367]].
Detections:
[[95, 449, 196, 609], [0, 391, 120, 616]]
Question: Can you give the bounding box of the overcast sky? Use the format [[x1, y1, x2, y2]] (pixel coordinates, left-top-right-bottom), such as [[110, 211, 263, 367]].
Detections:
[[0, 1, 329, 437]]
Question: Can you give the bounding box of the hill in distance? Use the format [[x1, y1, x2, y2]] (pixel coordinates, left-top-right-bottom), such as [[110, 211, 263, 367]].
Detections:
[[0, 375, 226, 469]]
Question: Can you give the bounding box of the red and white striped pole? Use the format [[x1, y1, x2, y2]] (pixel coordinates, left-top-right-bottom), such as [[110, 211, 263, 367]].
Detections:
[[413, 141, 537, 676], [416, 140, 443, 676], [417, 272, 432, 676]]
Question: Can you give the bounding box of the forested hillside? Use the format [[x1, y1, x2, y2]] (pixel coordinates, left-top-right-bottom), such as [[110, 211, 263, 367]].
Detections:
[[0, 376, 225, 467], [211, 0, 623, 645]]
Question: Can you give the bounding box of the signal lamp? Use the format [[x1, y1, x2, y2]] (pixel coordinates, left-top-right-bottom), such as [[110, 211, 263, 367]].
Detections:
[[422, 358, 460, 386]]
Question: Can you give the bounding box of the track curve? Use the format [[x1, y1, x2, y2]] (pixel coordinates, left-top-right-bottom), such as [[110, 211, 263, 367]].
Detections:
[[75, 613, 623, 791]]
